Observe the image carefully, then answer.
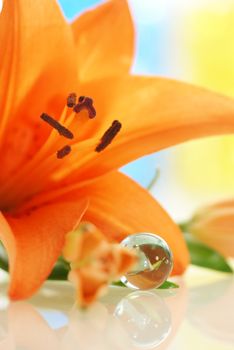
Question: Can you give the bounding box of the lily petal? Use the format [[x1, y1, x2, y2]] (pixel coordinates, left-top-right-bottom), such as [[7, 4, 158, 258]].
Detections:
[[77, 76, 234, 180], [79, 171, 189, 275], [0, 0, 77, 140], [0, 199, 88, 300], [71, 0, 134, 82]]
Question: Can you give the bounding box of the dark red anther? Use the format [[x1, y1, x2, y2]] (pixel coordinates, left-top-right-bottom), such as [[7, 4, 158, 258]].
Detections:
[[57, 145, 72, 159], [73, 96, 96, 119], [67, 93, 77, 108], [79, 96, 85, 103], [95, 120, 122, 152], [40, 113, 74, 139]]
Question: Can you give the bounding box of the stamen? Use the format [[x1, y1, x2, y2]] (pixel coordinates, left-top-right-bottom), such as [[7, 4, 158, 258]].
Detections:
[[57, 145, 72, 159], [73, 96, 96, 119], [95, 120, 122, 152], [40, 113, 74, 139], [67, 93, 77, 108], [79, 96, 85, 103]]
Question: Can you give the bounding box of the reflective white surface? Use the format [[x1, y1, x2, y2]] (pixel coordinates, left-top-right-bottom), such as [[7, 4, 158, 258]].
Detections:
[[0, 267, 233, 350]]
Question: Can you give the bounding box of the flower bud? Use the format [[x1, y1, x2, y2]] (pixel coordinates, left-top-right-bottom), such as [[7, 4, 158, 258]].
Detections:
[[63, 222, 138, 307], [187, 200, 234, 257]]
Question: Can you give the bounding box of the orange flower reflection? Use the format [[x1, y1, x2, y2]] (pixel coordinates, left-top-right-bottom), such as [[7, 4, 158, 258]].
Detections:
[[0, 0, 234, 300]]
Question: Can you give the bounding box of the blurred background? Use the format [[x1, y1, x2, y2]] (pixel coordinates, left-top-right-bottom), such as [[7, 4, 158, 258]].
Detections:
[[0, 3, 233, 349], [58, 0, 234, 222]]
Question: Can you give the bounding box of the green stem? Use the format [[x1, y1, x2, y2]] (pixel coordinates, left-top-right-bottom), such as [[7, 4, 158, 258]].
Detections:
[[178, 221, 190, 233], [147, 168, 160, 191]]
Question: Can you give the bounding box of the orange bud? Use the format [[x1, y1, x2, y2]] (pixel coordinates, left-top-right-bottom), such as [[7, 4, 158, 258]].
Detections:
[[187, 200, 234, 257], [63, 222, 138, 307]]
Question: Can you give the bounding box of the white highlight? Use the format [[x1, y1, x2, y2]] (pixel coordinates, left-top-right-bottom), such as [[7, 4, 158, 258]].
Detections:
[[128, 0, 166, 24], [128, 0, 233, 24]]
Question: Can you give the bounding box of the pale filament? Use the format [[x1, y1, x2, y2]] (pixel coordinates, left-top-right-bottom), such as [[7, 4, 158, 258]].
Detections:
[[2, 137, 98, 210], [0, 105, 70, 197], [0, 94, 121, 212], [0, 102, 98, 209]]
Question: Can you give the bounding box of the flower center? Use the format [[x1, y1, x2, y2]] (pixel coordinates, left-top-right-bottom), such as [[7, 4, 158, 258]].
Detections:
[[0, 93, 122, 212]]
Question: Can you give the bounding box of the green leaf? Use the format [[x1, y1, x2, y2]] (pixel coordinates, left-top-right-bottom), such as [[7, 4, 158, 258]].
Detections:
[[0, 244, 70, 280], [157, 280, 179, 289], [48, 257, 70, 280], [0, 244, 9, 272], [112, 280, 179, 289], [112, 280, 126, 287], [185, 234, 233, 273]]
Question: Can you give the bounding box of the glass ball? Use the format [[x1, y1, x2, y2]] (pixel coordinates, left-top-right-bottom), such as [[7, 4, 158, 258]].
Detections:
[[120, 233, 173, 290]]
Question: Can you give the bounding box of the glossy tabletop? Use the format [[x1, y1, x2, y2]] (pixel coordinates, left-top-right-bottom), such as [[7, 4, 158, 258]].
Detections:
[[0, 266, 233, 350]]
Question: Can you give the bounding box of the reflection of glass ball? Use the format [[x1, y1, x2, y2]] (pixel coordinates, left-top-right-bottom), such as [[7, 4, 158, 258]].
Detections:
[[114, 291, 171, 349], [120, 233, 173, 290]]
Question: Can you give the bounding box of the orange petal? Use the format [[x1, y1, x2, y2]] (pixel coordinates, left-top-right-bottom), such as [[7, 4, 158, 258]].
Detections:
[[0, 0, 77, 141], [76, 76, 234, 180], [70, 269, 108, 307], [71, 0, 134, 82], [0, 199, 88, 300], [63, 222, 104, 262], [79, 171, 189, 275]]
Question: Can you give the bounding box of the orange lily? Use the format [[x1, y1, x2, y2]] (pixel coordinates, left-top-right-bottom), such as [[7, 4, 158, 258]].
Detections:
[[0, 0, 234, 301]]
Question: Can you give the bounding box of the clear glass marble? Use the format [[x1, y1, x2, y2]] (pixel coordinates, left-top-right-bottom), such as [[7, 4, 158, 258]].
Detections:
[[120, 233, 173, 290]]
